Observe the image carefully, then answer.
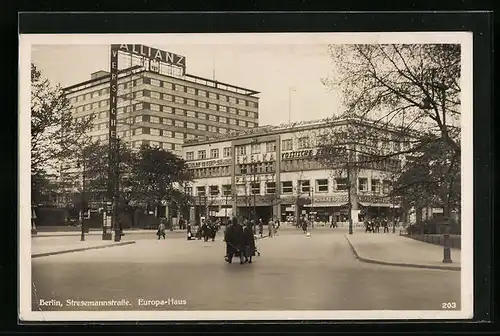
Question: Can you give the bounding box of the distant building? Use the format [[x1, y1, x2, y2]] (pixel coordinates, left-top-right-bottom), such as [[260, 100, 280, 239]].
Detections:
[[182, 117, 409, 225]]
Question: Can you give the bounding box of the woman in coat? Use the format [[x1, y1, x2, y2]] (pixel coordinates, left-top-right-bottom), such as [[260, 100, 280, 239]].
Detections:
[[243, 222, 256, 263]]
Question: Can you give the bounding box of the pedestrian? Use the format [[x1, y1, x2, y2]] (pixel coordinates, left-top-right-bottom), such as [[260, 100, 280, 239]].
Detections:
[[268, 218, 274, 238], [225, 217, 245, 264], [258, 218, 264, 238], [186, 222, 194, 240], [274, 219, 280, 236], [243, 221, 256, 263], [157, 220, 166, 240], [383, 218, 389, 233], [364, 219, 370, 233], [301, 216, 308, 234]]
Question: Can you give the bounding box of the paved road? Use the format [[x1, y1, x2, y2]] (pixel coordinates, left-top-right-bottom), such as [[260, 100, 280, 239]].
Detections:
[[31, 230, 461, 311]]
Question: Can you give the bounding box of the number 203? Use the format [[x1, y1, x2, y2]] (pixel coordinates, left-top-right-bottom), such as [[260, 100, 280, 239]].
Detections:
[[442, 302, 457, 309]]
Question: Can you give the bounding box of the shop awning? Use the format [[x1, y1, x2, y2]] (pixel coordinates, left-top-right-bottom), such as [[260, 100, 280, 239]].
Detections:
[[214, 208, 233, 217], [303, 203, 348, 208], [359, 202, 400, 208]]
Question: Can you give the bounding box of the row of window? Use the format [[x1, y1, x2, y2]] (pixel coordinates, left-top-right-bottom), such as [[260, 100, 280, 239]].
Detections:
[[145, 90, 258, 117], [69, 77, 258, 109], [145, 78, 258, 108], [193, 178, 393, 196]]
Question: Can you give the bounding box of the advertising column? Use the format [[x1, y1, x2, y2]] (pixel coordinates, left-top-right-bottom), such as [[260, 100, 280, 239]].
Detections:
[[105, 44, 119, 241]]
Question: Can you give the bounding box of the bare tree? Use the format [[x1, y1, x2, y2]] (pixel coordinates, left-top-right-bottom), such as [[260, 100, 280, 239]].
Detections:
[[322, 44, 461, 220]]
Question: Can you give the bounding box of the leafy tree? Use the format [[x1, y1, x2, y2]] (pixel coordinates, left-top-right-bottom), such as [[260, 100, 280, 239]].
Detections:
[[31, 63, 94, 174], [322, 44, 461, 219], [129, 145, 192, 217], [31, 63, 94, 209]]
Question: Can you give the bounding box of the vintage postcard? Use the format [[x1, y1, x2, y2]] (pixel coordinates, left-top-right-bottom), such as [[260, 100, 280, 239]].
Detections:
[[19, 32, 473, 321]]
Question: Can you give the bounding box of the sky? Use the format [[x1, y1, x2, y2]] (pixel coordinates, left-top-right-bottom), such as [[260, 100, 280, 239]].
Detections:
[[31, 42, 343, 126]]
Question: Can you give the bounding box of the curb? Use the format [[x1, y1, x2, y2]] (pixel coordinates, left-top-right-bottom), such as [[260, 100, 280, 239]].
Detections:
[[343, 235, 461, 272], [32, 241, 136, 259]]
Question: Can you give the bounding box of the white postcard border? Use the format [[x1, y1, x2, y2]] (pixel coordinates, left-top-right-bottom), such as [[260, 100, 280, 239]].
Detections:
[[19, 32, 474, 321]]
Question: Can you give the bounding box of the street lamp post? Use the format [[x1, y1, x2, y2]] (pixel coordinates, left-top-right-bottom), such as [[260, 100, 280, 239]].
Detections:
[[347, 165, 353, 235]]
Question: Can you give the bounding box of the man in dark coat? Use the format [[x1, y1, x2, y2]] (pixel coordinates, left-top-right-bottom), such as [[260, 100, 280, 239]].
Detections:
[[243, 221, 256, 263], [225, 217, 245, 264]]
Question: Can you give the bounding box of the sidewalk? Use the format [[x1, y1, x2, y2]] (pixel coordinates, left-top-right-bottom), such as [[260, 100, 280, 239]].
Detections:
[[31, 235, 135, 258], [32, 228, 181, 238], [345, 232, 461, 271]]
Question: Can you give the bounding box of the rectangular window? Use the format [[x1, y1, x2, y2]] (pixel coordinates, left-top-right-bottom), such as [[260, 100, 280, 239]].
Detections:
[[265, 141, 276, 153], [187, 99, 196, 106], [163, 130, 173, 137], [186, 122, 195, 129], [251, 143, 260, 154], [371, 179, 381, 193], [187, 87, 196, 94], [300, 180, 311, 193], [198, 101, 207, 108], [229, 107, 236, 114], [222, 185, 232, 196], [229, 97, 237, 104], [229, 119, 237, 125], [282, 139, 293, 151], [197, 150, 206, 160], [150, 91, 161, 99], [219, 94, 227, 102], [248, 123, 256, 128], [219, 116, 227, 123], [266, 182, 276, 194], [219, 105, 227, 112], [251, 182, 260, 195], [198, 89, 207, 97], [208, 92, 217, 99], [163, 94, 173, 101], [135, 103, 143, 110], [163, 82, 173, 90], [186, 110, 196, 118], [135, 90, 144, 99], [175, 120, 184, 127], [358, 178, 368, 192], [150, 128, 160, 136], [238, 120, 246, 127], [238, 110, 246, 116], [162, 119, 173, 127], [208, 126, 217, 133], [186, 152, 194, 161], [247, 111, 255, 118], [150, 116, 160, 123], [316, 179, 328, 193], [135, 115, 142, 123], [174, 132, 184, 139], [282, 181, 293, 194], [174, 96, 184, 104], [197, 186, 206, 197], [198, 112, 206, 119], [175, 108, 185, 116], [163, 106, 173, 114], [383, 180, 392, 194], [208, 103, 217, 111], [174, 143, 182, 151], [219, 128, 227, 133], [150, 104, 160, 112], [209, 185, 219, 196], [186, 134, 195, 139], [208, 114, 217, 122], [175, 84, 184, 92], [236, 145, 246, 156], [238, 98, 246, 105], [223, 147, 231, 157], [210, 148, 219, 158], [150, 79, 161, 87], [298, 137, 309, 149], [92, 102, 99, 109], [198, 124, 207, 131]]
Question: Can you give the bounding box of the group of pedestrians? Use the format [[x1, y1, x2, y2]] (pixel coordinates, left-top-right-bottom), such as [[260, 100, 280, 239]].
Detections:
[[224, 217, 256, 264], [364, 217, 391, 233]]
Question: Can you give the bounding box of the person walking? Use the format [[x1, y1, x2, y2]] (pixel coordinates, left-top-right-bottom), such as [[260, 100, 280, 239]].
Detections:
[[268, 218, 275, 238], [225, 217, 245, 264], [258, 218, 264, 238], [157, 220, 166, 240], [274, 219, 280, 236], [243, 221, 256, 263]]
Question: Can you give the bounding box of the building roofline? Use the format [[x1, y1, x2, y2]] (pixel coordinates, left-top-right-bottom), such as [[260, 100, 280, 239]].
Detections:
[[63, 67, 260, 98], [183, 116, 421, 146]]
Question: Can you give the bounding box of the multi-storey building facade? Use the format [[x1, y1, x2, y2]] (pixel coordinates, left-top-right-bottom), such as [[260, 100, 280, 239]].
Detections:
[[183, 117, 408, 225], [57, 65, 260, 208], [64, 67, 260, 155]]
